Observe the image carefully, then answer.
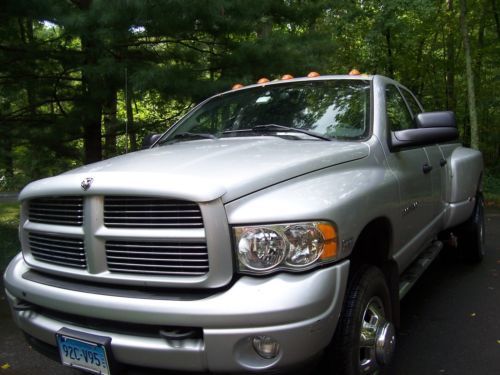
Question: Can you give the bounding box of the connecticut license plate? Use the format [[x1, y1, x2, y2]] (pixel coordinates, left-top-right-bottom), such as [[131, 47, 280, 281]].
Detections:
[[56, 328, 112, 375]]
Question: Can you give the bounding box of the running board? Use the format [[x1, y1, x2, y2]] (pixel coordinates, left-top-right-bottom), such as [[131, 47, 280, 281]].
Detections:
[[399, 241, 443, 299]]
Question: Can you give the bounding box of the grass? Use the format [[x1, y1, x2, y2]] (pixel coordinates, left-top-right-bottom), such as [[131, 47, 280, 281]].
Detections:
[[0, 203, 20, 270]]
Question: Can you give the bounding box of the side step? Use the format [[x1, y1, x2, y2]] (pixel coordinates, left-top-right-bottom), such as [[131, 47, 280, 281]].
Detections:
[[399, 241, 443, 299]]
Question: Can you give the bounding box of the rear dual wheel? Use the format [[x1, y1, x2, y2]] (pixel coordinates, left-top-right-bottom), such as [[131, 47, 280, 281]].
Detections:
[[458, 192, 485, 262]]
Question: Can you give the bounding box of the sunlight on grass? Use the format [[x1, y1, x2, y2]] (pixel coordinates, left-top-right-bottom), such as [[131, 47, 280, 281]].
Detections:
[[0, 203, 20, 270]]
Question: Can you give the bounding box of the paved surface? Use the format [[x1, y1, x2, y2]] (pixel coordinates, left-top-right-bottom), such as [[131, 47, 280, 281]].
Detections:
[[1, 210, 499, 375], [0, 193, 18, 203]]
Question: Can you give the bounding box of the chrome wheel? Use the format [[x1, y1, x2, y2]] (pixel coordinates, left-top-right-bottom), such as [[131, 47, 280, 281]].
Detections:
[[327, 266, 395, 375], [359, 297, 396, 374]]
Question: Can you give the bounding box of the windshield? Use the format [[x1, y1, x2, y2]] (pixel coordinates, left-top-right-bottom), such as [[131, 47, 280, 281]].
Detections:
[[160, 79, 371, 143]]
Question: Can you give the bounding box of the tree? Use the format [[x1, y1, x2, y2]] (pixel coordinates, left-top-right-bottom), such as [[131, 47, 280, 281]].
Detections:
[[460, 0, 479, 149], [0, 0, 498, 189]]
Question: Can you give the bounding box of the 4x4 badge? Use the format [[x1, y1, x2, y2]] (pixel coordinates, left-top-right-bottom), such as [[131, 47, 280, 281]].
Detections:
[[81, 177, 94, 191]]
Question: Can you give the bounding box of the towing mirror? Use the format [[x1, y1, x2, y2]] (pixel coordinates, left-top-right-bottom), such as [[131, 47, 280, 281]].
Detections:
[[416, 111, 456, 128], [141, 133, 161, 149], [391, 111, 458, 150]]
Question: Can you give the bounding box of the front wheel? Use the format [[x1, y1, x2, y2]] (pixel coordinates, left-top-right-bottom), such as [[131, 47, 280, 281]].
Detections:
[[326, 266, 395, 375]]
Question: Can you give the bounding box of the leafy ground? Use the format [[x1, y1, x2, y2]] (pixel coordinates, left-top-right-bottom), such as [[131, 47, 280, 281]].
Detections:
[[0, 203, 20, 270]]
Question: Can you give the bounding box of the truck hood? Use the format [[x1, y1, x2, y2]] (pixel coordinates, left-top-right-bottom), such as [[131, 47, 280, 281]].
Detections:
[[20, 137, 369, 203]]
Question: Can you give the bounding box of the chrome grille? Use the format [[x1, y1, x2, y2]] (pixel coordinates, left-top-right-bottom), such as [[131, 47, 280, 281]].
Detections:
[[103, 196, 203, 229], [106, 240, 209, 276], [29, 232, 86, 269], [29, 196, 83, 226]]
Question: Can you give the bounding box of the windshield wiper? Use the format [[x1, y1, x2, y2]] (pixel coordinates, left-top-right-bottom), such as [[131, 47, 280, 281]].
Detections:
[[251, 124, 331, 141], [159, 132, 218, 145]]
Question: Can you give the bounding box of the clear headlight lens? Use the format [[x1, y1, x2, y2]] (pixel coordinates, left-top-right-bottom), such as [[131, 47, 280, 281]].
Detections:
[[285, 224, 323, 266], [234, 221, 337, 274], [237, 227, 287, 271]]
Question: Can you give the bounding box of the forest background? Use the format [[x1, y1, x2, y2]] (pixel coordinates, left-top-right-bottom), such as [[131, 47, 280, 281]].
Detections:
[[0, 0, 498, 201]]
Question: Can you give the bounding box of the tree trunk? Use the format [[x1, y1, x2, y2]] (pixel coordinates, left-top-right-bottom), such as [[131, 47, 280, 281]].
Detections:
[[385, 28, 395, 78], [72, 0, 103, 164], [459, 0, 479, 150], [103, 89, 118, 158], [2, 138, 14, 178], [125, 85, 137, 152], [492, 0, 500, 39], [81, 35, 103, 164], [445, 0, 456, 111]]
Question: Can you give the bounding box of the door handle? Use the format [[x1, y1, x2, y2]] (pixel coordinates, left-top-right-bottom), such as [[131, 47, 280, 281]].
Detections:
[[440, 158, 447, 167], [422, 163, 433, 174]]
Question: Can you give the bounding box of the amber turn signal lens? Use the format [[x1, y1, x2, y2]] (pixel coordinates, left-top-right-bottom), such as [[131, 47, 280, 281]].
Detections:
[[232, 83, 244, 90], [257, 77, 270, 84], [307, 71, 320, 78], [281, 74, 294, 80], [348, 69, 361, 75], [317, 223, 338, 260]]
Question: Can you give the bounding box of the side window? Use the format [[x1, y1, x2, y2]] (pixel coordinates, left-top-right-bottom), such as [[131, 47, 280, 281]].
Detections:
[[385, 85, 414, 131], [400, 88, 423, 119]]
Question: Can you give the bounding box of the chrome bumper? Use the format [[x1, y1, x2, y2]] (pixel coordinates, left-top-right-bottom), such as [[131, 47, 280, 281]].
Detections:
[[4, 254, 349, 372]]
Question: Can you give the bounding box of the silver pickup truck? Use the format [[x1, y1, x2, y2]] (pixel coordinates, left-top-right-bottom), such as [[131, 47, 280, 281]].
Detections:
[[3, 74, 484, 375]]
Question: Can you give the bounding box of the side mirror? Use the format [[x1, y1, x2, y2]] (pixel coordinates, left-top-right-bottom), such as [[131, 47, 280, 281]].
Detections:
[[391, 111, 458, 150], [141, 133, 161, 149], [416, 111, 456, 128]]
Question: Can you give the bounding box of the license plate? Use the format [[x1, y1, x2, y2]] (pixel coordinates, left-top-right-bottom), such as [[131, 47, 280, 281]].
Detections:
[[56, 328, 112, 375]]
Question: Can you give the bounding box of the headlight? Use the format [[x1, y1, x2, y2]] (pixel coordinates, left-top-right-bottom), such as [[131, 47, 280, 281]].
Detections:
[[234, 221, 337, 274], [237, 227, 286, 271]]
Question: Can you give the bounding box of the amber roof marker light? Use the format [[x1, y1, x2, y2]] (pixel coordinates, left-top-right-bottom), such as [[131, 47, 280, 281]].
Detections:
[[307, 71, 321, 78], [232, 83, 245, 90], [281, 74, 294, 80], [257, 77, 270, 84], [348, 69, 361, 76]]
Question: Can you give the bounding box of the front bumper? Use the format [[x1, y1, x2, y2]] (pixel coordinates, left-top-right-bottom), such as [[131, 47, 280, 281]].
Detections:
[[4, 254, 349, 373]]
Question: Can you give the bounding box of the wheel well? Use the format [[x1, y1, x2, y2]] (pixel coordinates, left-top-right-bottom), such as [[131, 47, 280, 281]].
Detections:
[[349, 217, 393, 272], [348, 217, 400, 327]]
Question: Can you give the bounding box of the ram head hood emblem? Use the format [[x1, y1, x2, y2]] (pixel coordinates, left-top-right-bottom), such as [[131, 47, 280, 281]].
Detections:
[[81, 177, 94, 191]]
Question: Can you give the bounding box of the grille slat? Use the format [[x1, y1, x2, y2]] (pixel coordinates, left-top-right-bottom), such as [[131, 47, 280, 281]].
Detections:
[[31, 251, 87, 263], [30, 239, 83, 251], [100, 268, 205, 276], [107, 243, 206, 249], [29, 232, 86, 269], [106, 240, 209, 276], [107, 261, 208, 268], [30, 245, 84, 257], [30, 207, 83, 213], [107, 251, 207, 256], [29, 255, 86, 268], [29, 196, 83, 226], [104, 215, 202, 220], [104, 196, 203, 229], [102, 222, 203, 227], [107, 256, 209, 263]]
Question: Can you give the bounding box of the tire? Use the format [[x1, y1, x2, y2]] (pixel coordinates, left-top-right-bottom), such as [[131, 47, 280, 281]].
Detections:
[[458, 192, 486, 262], [326, 266, 395, 375]]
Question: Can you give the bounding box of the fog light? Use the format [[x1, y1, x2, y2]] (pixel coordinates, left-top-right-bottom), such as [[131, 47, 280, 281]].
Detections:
[[252, 336, 280, 359]]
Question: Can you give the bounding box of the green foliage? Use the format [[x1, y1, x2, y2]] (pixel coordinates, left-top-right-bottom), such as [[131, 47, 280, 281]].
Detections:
[[0, 0, 498, 185], [484, 168, 500, 206], [0, 203, 20, 270]]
